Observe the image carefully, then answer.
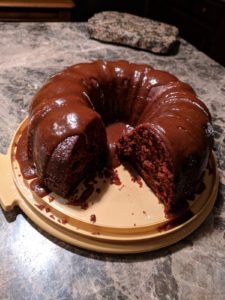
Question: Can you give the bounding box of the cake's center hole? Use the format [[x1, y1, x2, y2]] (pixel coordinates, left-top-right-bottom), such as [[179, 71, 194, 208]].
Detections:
[[106, 122, 130, 144], [106, 122, 133, 168]]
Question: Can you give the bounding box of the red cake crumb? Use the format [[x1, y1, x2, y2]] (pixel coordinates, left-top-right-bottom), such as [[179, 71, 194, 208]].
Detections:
[[110, 169, 122, 185], [57, 218, 67, 224], [80, 202, 89, 210], [131, 174, 143, 187], [90, 214, 96, 223], [48, 195, 55, 202], [45, 207, 51, 213], [123, 163, 143, 187], [50, 214, 55, 219], [35, 204, 45, 211]]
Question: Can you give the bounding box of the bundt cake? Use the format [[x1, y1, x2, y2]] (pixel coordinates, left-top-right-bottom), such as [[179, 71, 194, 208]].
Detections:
[[17, 60, 214, 213]]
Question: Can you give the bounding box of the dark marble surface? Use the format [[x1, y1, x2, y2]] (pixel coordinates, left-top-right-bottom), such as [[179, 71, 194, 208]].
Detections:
[[0, 22, 225, 300]]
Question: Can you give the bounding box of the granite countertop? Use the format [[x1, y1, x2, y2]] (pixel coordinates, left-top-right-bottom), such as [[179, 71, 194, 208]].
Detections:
[[0, 22, 225, 300]]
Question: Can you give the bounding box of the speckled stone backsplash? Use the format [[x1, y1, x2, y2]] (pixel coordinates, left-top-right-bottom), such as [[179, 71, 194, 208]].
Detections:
[[0, 22, 225, 300]]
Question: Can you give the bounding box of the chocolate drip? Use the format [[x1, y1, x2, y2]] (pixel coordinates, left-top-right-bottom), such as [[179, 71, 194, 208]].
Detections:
[[15, 127, 37, 180]]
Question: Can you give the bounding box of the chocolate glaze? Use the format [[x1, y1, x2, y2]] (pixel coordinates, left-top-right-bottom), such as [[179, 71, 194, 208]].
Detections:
[[15, 127, 36, 180], [16, 60, 213, 211], [30, 178, 50, 197], [106, 122, 132, 168]]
